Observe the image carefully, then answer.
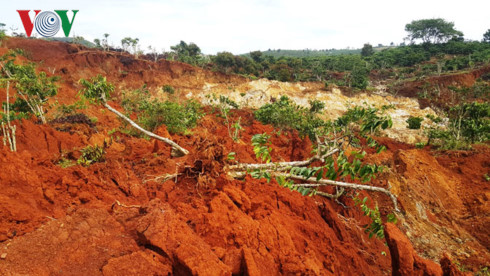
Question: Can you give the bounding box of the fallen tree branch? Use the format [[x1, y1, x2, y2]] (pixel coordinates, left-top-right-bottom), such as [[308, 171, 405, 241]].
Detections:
[[275, 172, 399, 212], [101, 94, 189, 157], [226, 148, 339, 171]]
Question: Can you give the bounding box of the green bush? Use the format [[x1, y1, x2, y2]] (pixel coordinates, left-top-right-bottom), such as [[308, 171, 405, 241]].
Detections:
[[406, 116, 424, 129], [427, 102, 489, 149], [254, 96, 325, 139], [351, 66, 369, 89], [54, 99, 87, 118], [449, 102, 489, 143], [138, 100, 203, 134], [78, 75, 114, 103], [162, 85, 175, 94], [121, 85, 150, 113], [77, 145, 105, 166]]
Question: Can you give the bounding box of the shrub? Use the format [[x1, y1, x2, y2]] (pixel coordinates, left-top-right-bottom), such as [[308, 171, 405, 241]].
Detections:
[[406, 116, 424, 129], [350, 66, 369, 89], [427, 102, 489, 149], [336, 105, 393, 135], [448, 102, 489, 143], [138, 100, 203, 134], [308, 100, 325, 113], [162, 85, 175, 94], [121, 85, 150, 113], [77, 145, 105, 166], [415, 142, 426, 149], [254, 96, 325, 140], [251, 133, 272, 163], [54, 99, 87, 118], [78, 75, 114, 103]]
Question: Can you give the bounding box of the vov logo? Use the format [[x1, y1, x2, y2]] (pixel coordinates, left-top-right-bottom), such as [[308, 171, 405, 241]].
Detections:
[[17, 10, 79, 38]]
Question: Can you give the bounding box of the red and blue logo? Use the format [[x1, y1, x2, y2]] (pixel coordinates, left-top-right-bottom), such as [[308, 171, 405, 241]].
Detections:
[[17, 10, 79, 38]]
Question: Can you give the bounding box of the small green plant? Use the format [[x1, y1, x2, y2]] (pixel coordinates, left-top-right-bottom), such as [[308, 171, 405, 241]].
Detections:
[[54, 99, 87, 118], [227, 152, 236, 161], [475, 266, 489, 276], [58, 158, 75, 168], [426, 114, 443, 123], [209, 95, 240, 140], [453, 260, 468, 273], [251, 133, 272, 163], [354, 196, 397, 239], [162, 84, 175, 94], [77, 145, 105, 166], [415, 142, 425, 149], [406, 116, 424, 129], [484, 174, 490, 181], [308, 100, 325, 113], [231, 117, 243, 141], [121, 85, 150, 113]]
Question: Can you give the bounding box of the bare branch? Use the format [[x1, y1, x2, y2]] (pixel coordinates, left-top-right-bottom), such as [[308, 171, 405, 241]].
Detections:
[[275, 172, 399, 212], [226, 148, 339, 171]]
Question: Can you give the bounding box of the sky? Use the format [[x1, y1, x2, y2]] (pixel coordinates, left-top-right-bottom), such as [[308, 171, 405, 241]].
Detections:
[[1, 0, 489, 55]]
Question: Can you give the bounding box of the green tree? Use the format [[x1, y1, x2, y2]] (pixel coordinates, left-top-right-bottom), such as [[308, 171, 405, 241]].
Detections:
[[121, 37, 139, 54], [213, 52, 236, 73], [405, 18, 463, 44], [0, 23, 6, 44], [483, 29, 490, 43], [170, 41, 202, 65], [93, 38, 101, 48], [102, 33, 110, 51], [361, 43, 374, 57], [0, 51, 59, 124], [250, 51, 263, 63]]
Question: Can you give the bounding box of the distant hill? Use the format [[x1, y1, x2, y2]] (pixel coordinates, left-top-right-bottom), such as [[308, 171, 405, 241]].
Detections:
[[256, 49, 360, 58], [42, 37, 96, 48], [244, 46, 396, 58]]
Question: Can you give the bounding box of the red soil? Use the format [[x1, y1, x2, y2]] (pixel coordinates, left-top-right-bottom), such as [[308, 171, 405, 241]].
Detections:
[[0, 37, 487, 275], [394, 66, 490, 109]]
